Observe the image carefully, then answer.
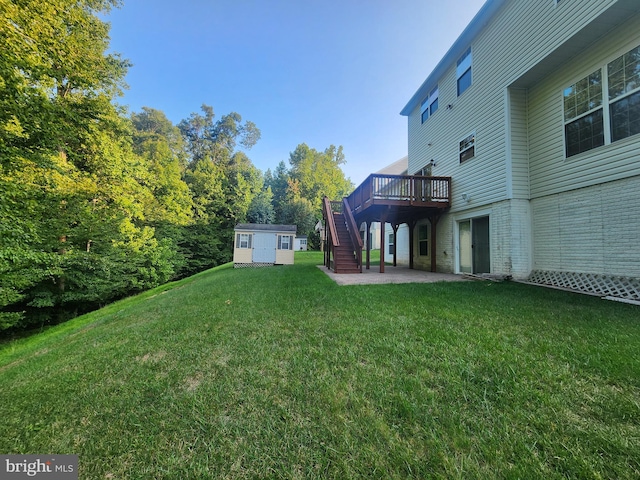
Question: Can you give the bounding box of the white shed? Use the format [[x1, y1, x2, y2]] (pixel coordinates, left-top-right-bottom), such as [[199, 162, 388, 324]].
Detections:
[[294, 235, 308, 251], [233, 224, 296, 267]]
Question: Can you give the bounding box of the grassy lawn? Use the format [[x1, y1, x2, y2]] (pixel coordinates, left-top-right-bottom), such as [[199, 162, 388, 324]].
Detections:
[[1, 251, 639, 479]]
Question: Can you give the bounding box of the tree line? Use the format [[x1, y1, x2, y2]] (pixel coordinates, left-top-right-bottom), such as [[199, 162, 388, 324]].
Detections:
[[0, 0, 352, 333]]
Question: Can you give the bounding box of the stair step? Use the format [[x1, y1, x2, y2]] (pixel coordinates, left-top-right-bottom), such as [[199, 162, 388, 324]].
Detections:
[[329, 210, 362, 273]]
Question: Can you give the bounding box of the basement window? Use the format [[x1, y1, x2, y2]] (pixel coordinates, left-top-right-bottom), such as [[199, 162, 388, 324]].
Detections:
[[419, 225, 429, 256]]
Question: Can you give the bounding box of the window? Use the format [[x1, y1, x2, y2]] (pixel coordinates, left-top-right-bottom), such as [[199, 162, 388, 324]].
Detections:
[[457, 47, 472, 96], [563, 69, 604, 157], [608, 45, 640, 142], [388, 233, 395, 255], [418, 225, 429, 256], [236, 233, 252, 249], [278, 234, 293, 250], [459, 132, 475, 163], [562, 44, 640, 158], [421, 86, 439, 123]]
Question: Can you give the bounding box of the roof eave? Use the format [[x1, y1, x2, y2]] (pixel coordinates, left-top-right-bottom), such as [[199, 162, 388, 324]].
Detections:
[[400, 0, 505, 117]]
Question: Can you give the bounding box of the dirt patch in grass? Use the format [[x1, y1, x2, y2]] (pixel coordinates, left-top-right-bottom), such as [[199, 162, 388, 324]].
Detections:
[[137, 351, 167, 363]]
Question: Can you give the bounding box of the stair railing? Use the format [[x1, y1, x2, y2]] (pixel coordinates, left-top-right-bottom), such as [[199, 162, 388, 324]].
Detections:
[[342, 197, 363, 272], [322, 196, 340, 269]]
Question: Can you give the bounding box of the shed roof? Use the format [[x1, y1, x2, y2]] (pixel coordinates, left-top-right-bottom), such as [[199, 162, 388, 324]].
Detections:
[[234, 224, 297, 233]]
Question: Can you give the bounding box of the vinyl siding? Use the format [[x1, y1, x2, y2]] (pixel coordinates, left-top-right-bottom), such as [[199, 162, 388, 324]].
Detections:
[[275, 248, 294, 265], [233, 245, 252, 264], [404, 0, 639, 278], [385, 224, 410, 266], [508, 88, 530, 199], [408, 0, 619, 210], [528, 12, 640, 197]]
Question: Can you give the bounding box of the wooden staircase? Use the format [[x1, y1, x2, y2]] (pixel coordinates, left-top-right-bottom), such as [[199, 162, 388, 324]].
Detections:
[[332, 213, 361, 273]]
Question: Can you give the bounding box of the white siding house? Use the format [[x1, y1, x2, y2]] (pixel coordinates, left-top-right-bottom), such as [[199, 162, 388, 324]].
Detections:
[[400, 0, 640, 299], [233, 224, 296, 267], [294, 235, 308, 251], [365, 156, 412, 265]]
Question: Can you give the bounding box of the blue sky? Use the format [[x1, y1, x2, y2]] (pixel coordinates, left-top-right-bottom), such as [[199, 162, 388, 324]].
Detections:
[[106, 0, 486, 185]]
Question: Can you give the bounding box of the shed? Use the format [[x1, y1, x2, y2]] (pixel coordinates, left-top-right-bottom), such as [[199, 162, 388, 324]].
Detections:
[[233, 224, 297, 267], [294, 235, 308, 251]]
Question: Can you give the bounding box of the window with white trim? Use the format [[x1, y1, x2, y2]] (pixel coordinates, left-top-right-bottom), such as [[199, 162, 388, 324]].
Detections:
[[563, 69, 604, 157], [562, 44, 640, 157], [457, 47, 472, 96], [459, 132, 475, 163], [236, 233, 252, 249], [278, 234, 293, 250], [608, 45, 640, 142], [421, 86, 439, 123], [388, 233, 395, 255], [418, 224, 429, 256]]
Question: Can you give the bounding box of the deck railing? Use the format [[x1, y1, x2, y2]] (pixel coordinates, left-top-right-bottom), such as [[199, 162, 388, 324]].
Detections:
[[346, 174, 451, 214], [322, 196, 340, 269], [342, 198, 363, 272]]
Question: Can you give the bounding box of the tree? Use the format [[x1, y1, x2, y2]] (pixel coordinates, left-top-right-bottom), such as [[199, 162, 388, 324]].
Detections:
[[0, 0, 184, 331], [266, 143, 353, 245], [288, 143, 353, 211], [178, 105, 262, 275], [0, 0, 130, 170], [264, 160, 290, 223], [247, 187, 275, 224]]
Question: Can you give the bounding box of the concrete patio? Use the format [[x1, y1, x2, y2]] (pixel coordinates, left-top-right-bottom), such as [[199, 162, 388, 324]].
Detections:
[[317, 265, 469, 286]]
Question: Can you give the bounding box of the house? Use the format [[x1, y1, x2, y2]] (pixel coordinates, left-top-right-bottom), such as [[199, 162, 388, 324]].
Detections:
[[294, 235, 308, 251], [323, 0, 640, 301], [233, 224, 296, 267], [362, 156, 412, 265]]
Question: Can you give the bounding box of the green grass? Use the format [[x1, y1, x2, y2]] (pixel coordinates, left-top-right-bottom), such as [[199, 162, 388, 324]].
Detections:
[[1, 251, 639, 479]]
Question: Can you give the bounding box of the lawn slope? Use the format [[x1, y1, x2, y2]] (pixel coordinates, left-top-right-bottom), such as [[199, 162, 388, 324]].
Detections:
[[1, 252, 639, 479]]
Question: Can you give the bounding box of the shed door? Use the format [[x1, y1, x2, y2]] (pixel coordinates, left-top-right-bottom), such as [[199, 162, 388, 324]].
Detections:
[[252, 232, 276, 263]]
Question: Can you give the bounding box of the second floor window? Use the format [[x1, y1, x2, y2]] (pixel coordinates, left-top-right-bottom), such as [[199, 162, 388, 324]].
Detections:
[[457, 47, 472, 96], [421, 86, 439, 123]]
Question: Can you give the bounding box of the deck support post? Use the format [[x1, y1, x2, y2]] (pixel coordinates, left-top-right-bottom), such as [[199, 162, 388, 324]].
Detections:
[[392, 223, 399, 267], [408, 220, 417, 270], [379, 211, 387, 273], [366, 220, 371, 270], [429, 214, 441, 272]]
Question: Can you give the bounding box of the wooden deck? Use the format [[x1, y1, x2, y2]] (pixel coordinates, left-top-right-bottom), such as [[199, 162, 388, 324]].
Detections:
[[346, 174, 451, 224], [322, 174, 451, 274]]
